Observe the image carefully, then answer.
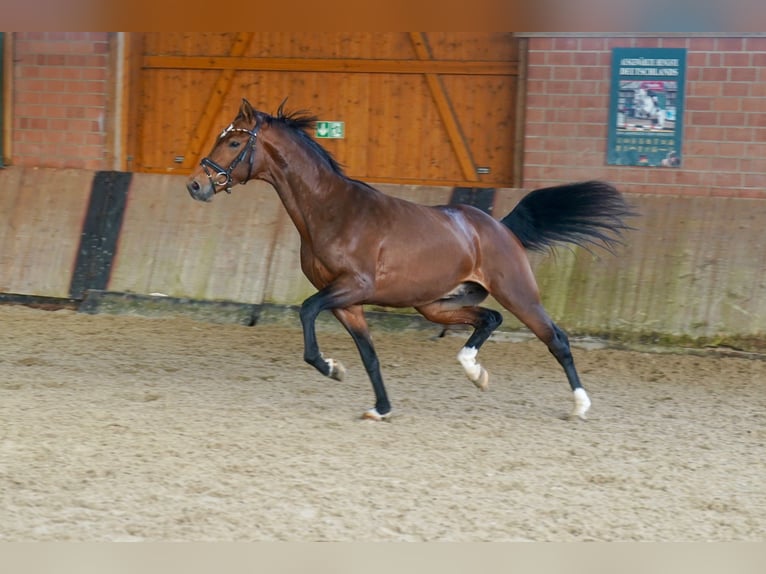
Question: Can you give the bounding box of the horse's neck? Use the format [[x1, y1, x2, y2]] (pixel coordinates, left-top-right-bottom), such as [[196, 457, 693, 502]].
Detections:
[[261, 132, 353, 240]]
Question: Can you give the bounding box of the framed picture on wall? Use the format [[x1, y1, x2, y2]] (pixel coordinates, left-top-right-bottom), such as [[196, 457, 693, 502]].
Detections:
[[607, 47, 687, 167]]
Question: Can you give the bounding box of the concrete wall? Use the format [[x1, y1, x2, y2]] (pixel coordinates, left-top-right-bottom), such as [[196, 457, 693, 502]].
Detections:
[[2, 166, 762, 351]]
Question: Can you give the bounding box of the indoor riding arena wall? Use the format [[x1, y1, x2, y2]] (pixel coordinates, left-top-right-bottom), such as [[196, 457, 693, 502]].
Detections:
[[1, 166, 764, 353]]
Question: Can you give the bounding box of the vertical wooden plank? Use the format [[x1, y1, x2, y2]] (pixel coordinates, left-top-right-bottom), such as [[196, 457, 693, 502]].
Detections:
[[409, 32, 479, 183], [1, 32, 12, 165], [124, 33, 144, 172]]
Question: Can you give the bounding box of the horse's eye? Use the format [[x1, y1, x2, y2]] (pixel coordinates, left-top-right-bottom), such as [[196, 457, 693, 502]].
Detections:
[[229, 140, 241, 149]]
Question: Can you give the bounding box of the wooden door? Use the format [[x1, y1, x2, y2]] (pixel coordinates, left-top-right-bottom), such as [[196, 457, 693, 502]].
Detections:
[[125, 32, 523, 187]]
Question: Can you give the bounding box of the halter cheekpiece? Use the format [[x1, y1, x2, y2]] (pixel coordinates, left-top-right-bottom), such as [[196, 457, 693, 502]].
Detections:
[[199, 118, 260, 193]]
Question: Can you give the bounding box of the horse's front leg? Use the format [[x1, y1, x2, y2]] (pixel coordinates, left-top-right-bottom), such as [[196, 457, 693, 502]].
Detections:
[[333, 306, 392, 421], [299, 289, 346, 381]]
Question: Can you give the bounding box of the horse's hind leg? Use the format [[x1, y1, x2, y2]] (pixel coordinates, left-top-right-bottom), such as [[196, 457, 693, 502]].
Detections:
[[415, 301, 503, 391], [500, 298, 591, 420]]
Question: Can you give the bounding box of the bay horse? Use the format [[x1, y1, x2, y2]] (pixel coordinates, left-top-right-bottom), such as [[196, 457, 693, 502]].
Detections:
[[186, 99, 636, 421]]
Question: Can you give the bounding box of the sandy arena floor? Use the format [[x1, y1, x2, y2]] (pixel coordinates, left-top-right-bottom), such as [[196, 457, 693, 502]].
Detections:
[[0, 305, 764, 541]]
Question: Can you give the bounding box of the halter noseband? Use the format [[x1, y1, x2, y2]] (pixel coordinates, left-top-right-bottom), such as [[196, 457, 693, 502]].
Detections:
[[199, 118, 260, 193]]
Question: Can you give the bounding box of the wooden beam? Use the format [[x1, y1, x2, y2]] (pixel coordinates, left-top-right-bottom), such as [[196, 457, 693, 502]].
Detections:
[[123, 33, 145, 172], [2, 33, 13, 165], [142, 55, 517, 77], [181, 33, 255, 170], [409, 32, 478, 183]]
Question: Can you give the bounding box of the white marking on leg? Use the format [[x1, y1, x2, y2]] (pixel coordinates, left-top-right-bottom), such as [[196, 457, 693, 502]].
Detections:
[[326, 358, 345, 381], [457, 346, 489, 390], [572, 387, 591, 420], [457, 346, 481, 379], [362, 408, 393, 421]]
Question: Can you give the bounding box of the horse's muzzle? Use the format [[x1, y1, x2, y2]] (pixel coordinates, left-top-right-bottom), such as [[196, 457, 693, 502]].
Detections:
[[186, 178, 214, 202]]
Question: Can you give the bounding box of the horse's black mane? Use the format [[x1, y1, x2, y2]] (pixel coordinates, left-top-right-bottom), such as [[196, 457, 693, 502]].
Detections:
[[271, 107, 345, 175]]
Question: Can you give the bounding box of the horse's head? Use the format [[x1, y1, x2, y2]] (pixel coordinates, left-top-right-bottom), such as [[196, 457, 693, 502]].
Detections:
[[186, 98, 263, 202]]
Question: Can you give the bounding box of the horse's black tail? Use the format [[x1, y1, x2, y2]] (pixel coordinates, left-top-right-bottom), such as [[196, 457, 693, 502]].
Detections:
[[500, 180, 638, 253]]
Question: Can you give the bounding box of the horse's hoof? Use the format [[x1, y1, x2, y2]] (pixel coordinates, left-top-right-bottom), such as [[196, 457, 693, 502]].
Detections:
[[570, 388, 591, 420], [327, 358, 345, 381], [362, 408, 393, 422], [471, 367, 489, 391]]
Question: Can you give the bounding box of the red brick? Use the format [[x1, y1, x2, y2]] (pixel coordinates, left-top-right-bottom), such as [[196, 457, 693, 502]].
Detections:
[[730, 68, 757, 82], [701, 67, 728, 82], [685, 97, 713, 111], [722, 83, 750, 97], [527, 51, 547, 66], [552, 66, 578, 81], [723, 53, 750, 67], [605, 38, 633, 50], [725, 127, 754, 142], [719, 112, 747, 127], [686, 52, 707, 67], [579, 66, 606, 81], [524, 151, 548, 165], [525, 123, 549, 137], [582, 109, 607, 123], [690, 111, 718, 126], [711, 98, 741, 112], [549, 94, 573, 108], [634, 38, 662, 48], [578, 38, 605, 51], [685, 141, 719, 156], [529, 38, 554, 51], [659, 37, 688, 49], [525, 79, 547, 94], [575, 94, 608, 109], [556, 108, 582, 123], [577, 124, 604, 138], [553, 37, 579, 52], [715, 172, 744, 188], [715, 38, 744, 51], [711, 157, 740, 171], [547, 51, 574, 66], [546, 81, 573, 95], [524, 108, 546, 123], [570, 81, 601, 95], [81, 68, 107, 81], [527, 66, 552, 80], [743, 173, 766, 188], [745, 37, 766, 51], [741, 158, 766, 173], [688, 82, 722, 97]]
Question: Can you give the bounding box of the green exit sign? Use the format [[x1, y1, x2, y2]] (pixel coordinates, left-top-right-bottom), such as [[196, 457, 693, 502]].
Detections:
[[315, 121, 345, 139]]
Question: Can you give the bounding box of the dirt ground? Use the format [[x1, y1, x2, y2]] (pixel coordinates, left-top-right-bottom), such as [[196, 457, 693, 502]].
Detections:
[[1, 304, 764, 541]]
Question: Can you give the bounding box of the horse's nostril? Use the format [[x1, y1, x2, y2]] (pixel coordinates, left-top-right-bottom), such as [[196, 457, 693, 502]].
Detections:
[[188, 180, 200, 192]]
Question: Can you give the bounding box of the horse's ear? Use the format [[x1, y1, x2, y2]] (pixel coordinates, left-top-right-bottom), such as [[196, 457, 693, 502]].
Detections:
[[239, 98, 255, 123]]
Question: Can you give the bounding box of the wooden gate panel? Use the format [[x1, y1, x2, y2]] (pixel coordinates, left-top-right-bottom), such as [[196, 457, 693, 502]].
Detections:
[[128, 33, 521, 187]]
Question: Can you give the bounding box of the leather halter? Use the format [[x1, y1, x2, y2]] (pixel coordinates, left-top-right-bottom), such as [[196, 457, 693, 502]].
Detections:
[[199, 118, 260, 193]]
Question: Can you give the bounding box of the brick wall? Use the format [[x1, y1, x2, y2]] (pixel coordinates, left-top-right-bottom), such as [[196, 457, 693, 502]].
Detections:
[[11, 32, 111, 170], [524, 35, 766, 198]]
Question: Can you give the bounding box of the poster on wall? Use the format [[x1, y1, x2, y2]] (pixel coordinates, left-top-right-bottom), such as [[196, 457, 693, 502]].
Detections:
[[607, 47, 686, 167]]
